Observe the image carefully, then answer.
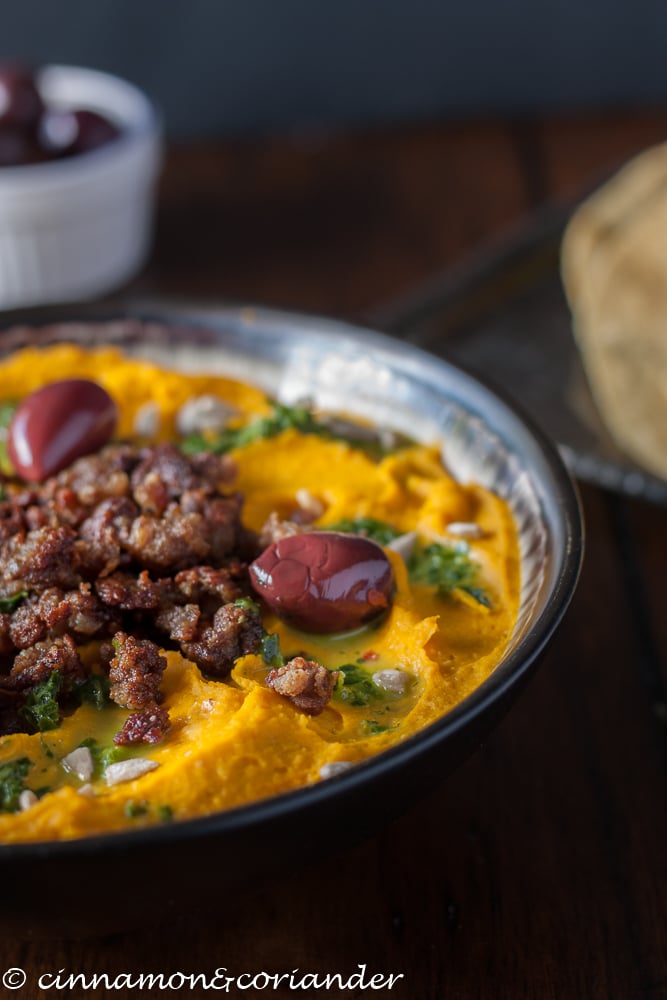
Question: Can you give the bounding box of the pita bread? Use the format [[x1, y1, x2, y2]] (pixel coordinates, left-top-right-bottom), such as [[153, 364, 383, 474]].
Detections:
[[562, 143, 667, 479]]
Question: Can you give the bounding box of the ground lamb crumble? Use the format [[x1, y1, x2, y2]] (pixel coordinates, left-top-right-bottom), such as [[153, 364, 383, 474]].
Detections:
[[0, 442, 266, 744]]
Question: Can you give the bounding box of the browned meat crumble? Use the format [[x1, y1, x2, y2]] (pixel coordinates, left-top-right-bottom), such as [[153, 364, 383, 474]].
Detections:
[[8, 634, 86, 692], [266, 656, 338, 716], [179, 602, 264, 679], [0, 443, 263, 742], [113, 704, 171, 746], [108, 632, 167, 710]]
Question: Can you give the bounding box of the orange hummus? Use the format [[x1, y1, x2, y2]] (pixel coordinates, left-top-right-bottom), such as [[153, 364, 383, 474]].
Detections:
[[0, 344, 520, 842]]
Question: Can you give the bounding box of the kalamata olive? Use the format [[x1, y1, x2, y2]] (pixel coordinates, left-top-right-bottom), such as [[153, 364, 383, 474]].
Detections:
[[37, 108, 79, 156], [69, 109, 120, 154], [39, 108, 120, 158], [0, 126, 44, 166], [8, 379, 118, 482], [0, 66, 43, 130], [249, 531, 395, 634]]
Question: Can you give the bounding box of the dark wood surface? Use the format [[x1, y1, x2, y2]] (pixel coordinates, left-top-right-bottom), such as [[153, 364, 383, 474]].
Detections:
[[6, 112, 667, 998]]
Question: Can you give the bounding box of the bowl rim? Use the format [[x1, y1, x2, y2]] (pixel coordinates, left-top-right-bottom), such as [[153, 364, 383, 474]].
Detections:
[[0, 300, 584, 860]]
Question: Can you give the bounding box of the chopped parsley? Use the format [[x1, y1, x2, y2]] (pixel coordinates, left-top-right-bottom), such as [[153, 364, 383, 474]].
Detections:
[[335, 664, 380, 708], [181, 402, 324, 456], [408, 540, 490, 607], [180, 401, 406, 460], [20, 671, 62, 732], [39, 735, 56, 760], [362, 720, 391, 736], [261, 632, 285, 669], [0, 401, 16, 428], [461, 586, 491, 608], [0, 401, 17, 475], [125, 800, 173, 822], [0, 591, 28, 614], [97, 745, 131, 772], [124, 800, 149, 819], [318, 523, 492, 607], [0, 757, 32, 812], [326, 517, 401, 547], [80, 739, 132, 777], [234, 597, 260, 615], [74, 674, 111, 710]]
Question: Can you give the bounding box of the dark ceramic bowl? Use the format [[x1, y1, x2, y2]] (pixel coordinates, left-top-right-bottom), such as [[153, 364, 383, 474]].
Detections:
[[0, 302, 583, 937]]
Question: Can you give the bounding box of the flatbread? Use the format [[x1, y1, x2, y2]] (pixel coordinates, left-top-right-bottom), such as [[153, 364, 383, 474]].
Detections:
[[561, 143, 667, 479]]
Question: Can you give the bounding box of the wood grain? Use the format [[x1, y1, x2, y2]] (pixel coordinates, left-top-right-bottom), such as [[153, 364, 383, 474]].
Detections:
[[131, 123, 533, 318]]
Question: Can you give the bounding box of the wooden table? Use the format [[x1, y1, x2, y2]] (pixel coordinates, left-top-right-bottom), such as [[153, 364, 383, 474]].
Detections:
[[6, 112, 667, 998]]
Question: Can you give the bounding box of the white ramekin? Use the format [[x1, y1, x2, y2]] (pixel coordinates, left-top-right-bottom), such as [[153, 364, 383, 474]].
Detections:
[[0, 65, 162, 308]]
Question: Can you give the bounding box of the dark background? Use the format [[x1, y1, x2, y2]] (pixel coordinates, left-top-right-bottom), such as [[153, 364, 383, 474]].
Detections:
[[3, 0, 663, 137]]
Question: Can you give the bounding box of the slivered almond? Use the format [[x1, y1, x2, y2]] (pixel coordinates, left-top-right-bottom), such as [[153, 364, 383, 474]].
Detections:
[[372, 668, 411, 695], [319, 761, 353, 780], [104, 759, 159, 787], [61, 746, 94, 782], [446, 522, 484, 539], [18, 790, 38, 811], [176, 395, 235, 435]]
